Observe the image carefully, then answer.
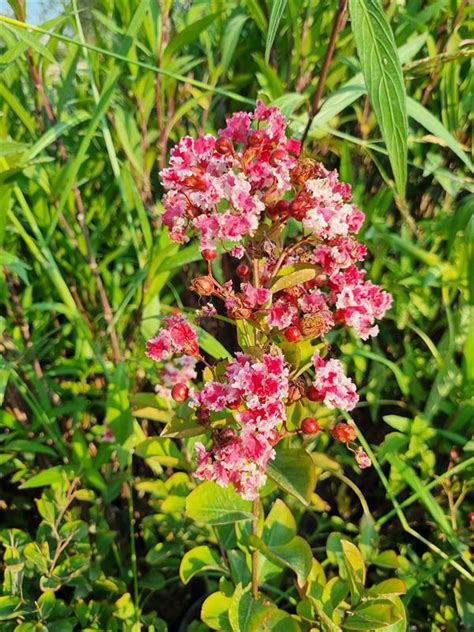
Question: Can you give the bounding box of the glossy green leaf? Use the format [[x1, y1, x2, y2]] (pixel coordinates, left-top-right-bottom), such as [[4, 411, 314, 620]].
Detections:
[[201, 591, 233, 631], [186, 481, 253, 525], [267, 448, 316, 505], [179, 545, 225, 584], [343, 596, 405, 630]]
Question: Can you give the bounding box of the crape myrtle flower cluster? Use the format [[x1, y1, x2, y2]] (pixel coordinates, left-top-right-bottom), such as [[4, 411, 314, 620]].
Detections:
[[146, 101, 389, 500]]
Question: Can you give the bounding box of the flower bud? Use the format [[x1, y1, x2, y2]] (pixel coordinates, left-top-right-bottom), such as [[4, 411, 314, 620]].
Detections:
[[284, 325, 302, 343], [306, 384, 320, 402], [236, 264, 249, 279], [248, 130, 266, 147], [301, 417, 320, 434], [171, 383, 189, 402], [215, 137, 234, 155], [202, 249, 217, 261], [355, 447, 371, 469]]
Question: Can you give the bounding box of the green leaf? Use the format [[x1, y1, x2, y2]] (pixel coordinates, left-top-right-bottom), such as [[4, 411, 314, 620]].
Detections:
[[180, 545, 225, 584], [135, 437, 185, 468], [19, 465, 70, 489], [341, 540, 366, 599], [368, 579, 407, 597], [106, 363, 134, 447], [0, 251, 30, 285], [349, 0, 407, 196], [164, 13, 220, 59], [251, 534, 313, 585], [228, 584, 299, 632], [406, 96, 473, 171], [386, 454, 457, 545], [343, 597, 405, 630], [186, 481, 253, 525], [265, 0, 287, 63], [201, 591, 233, 631], [222, 14, 248, 75], [270, 264, 317, 293], [0, 595, 22, 621], [6, 439, 56, 457], [263, 499, 296, 545], [160, 416, 205, 438], [373, 550, 400, 569], [197, 326, 233, 360], [22, 111, 90, 163], [3, 22, 56, 63], [266, 448, 316, 505]]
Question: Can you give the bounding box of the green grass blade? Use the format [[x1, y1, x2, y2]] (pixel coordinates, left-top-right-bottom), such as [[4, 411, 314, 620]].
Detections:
[[265, 0, 288, 63]]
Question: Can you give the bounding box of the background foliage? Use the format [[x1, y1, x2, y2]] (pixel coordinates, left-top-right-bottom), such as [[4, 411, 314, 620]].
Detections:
[[0, 0, 472, 629]]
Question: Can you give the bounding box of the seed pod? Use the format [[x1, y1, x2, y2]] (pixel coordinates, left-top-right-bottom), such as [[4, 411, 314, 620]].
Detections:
[[196, 408, 210, 425], [300, 314, 332, 338], [287, 378, 305, 404], [331, 423, 357, 443], [213, 427, 237, 447], [190, 275, 215, 296]]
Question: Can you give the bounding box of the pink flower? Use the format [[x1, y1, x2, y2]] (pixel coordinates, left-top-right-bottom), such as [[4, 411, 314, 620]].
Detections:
[[230, 245, 245, 259], [310, 351, 358, 411], [160, 102, 299, 253], [193, 352, 289, 499], [312, 237, 367, 275], [267, 297, 298, 329], [330, 266, 392, 339], [355, 447, 372, 469], [301, 170, 365, 239], [196, 302, 217, 319], [241, 283, 271, 308], [146, 314, 199, 361]]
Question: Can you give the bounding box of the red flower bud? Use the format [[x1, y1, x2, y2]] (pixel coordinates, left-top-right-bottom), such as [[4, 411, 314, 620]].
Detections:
[[284, 325, 302, 343], [301, 417, 320, 434], [236, 264, 249, 279], [269, 149, 287, 166], [227, 397, 241, 410], [202, 249, 217, 261], [183, 174, 207, 191], [215, 137, 234, 155], [248, 130, 267, 147], [306, 385, 320, 402], [267, 199, 290, 220], [171, 383, 189, 402]]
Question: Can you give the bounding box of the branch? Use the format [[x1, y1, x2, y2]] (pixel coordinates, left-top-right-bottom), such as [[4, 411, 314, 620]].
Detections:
[[300, 0, 348, 150]]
